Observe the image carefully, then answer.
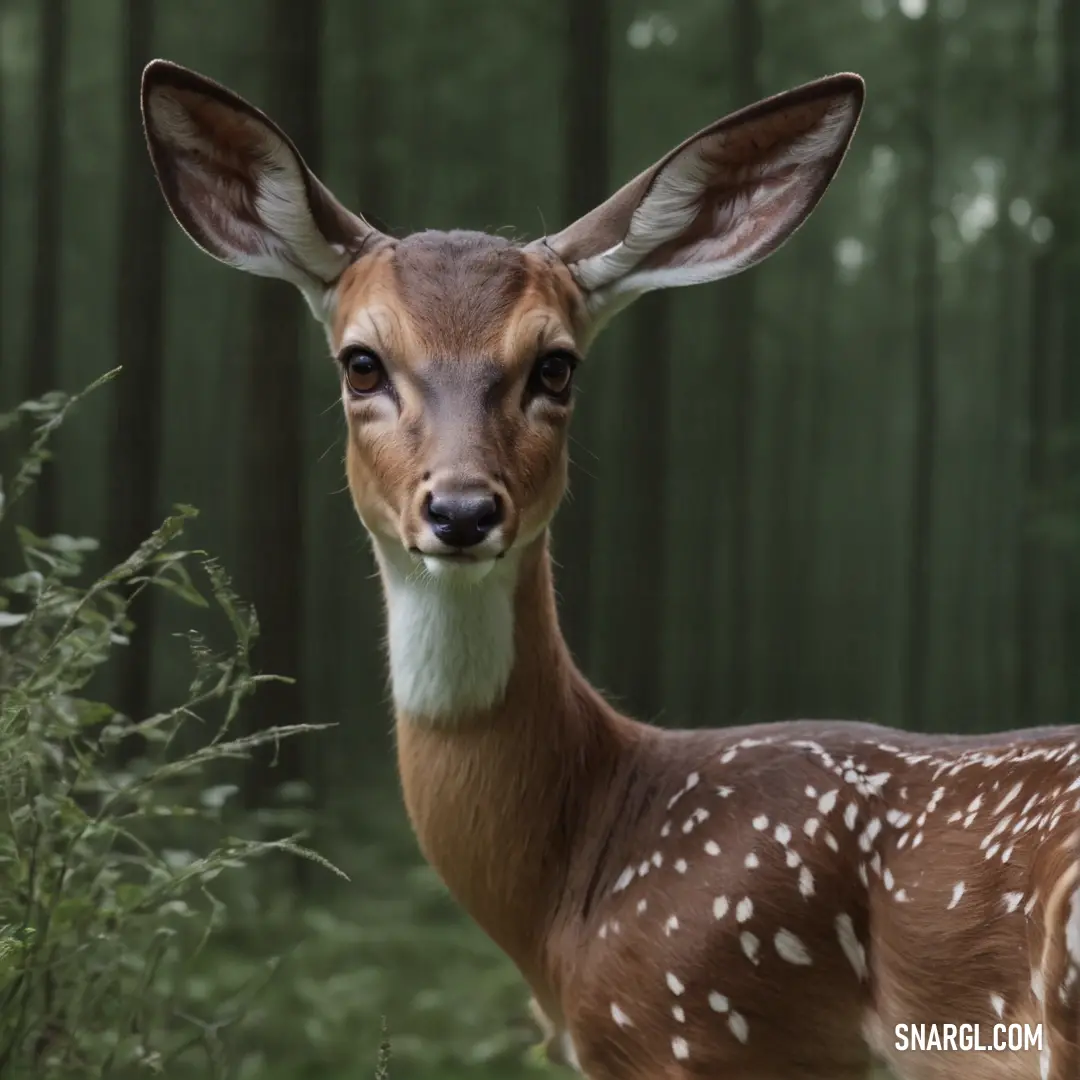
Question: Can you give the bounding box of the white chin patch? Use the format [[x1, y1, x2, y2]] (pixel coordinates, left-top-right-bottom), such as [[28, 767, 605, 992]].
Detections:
[[421, 555, 497, 585]]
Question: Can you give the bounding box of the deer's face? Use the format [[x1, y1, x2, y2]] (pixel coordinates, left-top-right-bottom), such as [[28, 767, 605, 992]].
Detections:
[[330, 235, 584, 582], [141, 60, 863, 585]]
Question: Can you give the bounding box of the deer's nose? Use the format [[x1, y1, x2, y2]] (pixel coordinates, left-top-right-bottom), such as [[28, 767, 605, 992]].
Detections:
[[423, 489, 503, 549]]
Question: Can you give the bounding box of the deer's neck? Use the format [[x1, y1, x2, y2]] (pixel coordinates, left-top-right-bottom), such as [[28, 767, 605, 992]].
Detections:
[[375, 535, 633, 996]]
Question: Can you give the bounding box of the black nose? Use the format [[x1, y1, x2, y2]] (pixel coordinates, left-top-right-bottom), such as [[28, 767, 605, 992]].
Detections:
[[424, 489, 503, 549]]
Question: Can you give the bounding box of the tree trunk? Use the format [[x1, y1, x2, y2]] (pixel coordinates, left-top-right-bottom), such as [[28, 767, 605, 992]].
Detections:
[[25, 0, 67, 537], [614, 293, 671, 720], [241, 0, 323, 809], [554, 0, 609, 668], [790, 240, 835, 712], [719, 0, 762, 725], [991, 5, 1038, 732], [316, 0, 390, 778], [900, 0, 939, 732], [354, 0, 387, 225], [109, 0, 166, 734], [1017, 0, 1078, 726], [1055, 0, 1080, 719], [0, 0, 4, 401]]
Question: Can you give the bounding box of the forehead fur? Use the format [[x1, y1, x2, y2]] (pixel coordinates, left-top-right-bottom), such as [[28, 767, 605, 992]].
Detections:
[[333, 230, 587, 357], [390, 230, 530, 355]]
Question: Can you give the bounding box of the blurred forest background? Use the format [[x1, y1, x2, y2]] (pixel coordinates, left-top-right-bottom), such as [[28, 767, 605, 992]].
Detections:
[[1, 0, 1079, 1076]]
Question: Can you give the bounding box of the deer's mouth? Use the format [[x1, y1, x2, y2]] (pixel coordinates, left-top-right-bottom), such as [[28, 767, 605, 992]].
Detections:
[[408, 545, 507, 584], [411, 548, 476, 561]]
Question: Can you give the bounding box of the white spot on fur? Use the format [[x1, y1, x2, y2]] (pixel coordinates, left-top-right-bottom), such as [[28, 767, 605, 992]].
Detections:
[[774, 823, 792, 845], [611, 1002, 633, 1027], [799, 866, 815, 897], [858, 818, 881, 852], [844, 803, 859, 830], [1003, 891, 1024, 914], [672, 1005, 685, 1023], [666, 972, 685, 995], [664, 915, 679, 935], [947, 882, 965, 909], [675, 858, 688, 874], [672, 1036, 689, 1060], [753, 814, 769, 831], [836, 914, 867, 980], [994, 782, 1023, 815], [740, 932, 760, 964], [744, 852, 759, 869], [775, 928, 813, 965], [736, 898, 754, 923], [705, 840, 721, 855], [728, 1011, 749, 1043], [818, 790, 838, 815], [825, 832, 840, 852], [804, 817, 820, 838], [713, 896, 730, 920], [1067, 884, 1080, 965], [708, 990, 728, 1012], [990, 993, 1005, 1019]]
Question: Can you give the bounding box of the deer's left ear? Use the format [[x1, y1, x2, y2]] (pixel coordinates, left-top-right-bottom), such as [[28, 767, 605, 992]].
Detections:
[[141, 60, 386, 316], [542, 74, 863, 321]]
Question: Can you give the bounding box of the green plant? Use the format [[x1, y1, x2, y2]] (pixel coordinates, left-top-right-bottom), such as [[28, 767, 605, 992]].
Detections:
[[0, 374, 339, 1078]]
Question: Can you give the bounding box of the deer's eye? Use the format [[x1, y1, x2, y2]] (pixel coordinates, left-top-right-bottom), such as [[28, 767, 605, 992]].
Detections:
[[531, 351, 577, 399], [341, 347, 386, 396]]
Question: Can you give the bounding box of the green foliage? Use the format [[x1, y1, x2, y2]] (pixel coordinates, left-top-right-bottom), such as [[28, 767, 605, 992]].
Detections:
[[183, 841, 555, 1079], [0, 381, 339, 1078]]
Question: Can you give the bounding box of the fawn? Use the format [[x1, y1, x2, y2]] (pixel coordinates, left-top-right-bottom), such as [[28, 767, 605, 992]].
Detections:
[[142, 60, 1079, 1080]]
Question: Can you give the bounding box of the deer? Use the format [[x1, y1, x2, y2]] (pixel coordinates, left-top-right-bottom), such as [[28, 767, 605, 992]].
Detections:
[[140, 59, 1080, 1080]]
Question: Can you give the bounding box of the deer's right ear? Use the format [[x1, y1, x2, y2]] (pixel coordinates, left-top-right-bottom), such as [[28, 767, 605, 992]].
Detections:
[[543, 74, 864, 327], [141, 60, 385, 313]]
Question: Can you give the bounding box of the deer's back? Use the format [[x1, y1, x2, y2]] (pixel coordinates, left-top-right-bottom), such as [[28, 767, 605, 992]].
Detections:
[[556, 720, 1080, 1080]]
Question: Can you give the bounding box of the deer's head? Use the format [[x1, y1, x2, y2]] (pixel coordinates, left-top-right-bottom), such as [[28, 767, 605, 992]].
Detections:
[[142, 62, 862, 589]]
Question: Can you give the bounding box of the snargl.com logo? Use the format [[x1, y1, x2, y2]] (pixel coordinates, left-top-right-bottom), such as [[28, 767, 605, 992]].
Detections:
[[895, 1023, 1043, 1053]]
